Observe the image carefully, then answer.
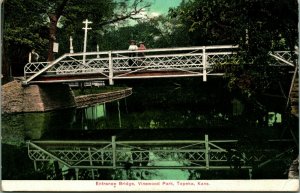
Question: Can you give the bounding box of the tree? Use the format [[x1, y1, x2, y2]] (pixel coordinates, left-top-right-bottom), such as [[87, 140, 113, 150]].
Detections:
[[97, 13, 193, 51], [98, 16, 172, 51], [2, 0, 48, 82], [40, 0, 150, 61], [169, 0, 298, 96], [2, 0, 151, 82]]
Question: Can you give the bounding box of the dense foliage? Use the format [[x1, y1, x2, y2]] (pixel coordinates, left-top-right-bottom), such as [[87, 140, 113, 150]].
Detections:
[[169, 0, 298, 50], [2, 0, 150, 81], [168, 0, 298, 96]]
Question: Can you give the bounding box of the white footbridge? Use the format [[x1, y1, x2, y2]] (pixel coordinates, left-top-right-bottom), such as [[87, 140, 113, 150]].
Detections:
[[23, 45, 296, 85]]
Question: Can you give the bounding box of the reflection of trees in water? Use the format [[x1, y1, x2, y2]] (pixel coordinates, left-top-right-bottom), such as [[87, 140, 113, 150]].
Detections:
[[2, 144, 46, 180], [118, 110, 234, 129]]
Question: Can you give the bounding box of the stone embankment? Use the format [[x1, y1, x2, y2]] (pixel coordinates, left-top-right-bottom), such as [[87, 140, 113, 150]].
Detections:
[[75, 88, 132, 108], [2, 80, 132, 113], [2, 80, 76, 113]]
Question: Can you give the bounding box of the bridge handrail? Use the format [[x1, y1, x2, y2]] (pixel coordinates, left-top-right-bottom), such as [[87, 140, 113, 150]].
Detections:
[[23, 45, 239, 85], [269, 50, 298, 67], [111, 45, 239, 54], [23, 53, 69, 85], [23, 45, 296, 85]]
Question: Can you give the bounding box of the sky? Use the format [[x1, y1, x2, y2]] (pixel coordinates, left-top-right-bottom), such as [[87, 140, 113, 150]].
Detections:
[[127, 0, 182, 24], [149, 0, 182, 16], [132, 0, 182, 20]]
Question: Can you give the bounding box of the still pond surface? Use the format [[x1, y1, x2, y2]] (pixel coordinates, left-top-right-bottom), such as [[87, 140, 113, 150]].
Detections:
[[2, 78, 297, 180]]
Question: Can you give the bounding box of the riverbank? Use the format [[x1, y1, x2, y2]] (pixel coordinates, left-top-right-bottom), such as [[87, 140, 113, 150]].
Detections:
[[1, 80, 132, 113], [2, 80, 76, 113]]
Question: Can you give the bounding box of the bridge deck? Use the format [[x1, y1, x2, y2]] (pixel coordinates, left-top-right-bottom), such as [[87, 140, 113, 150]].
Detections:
[[31, 70, 216, 84]]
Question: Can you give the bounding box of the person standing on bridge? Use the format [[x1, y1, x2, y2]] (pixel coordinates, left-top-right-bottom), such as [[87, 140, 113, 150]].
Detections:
[[138, 41, 146, 57], [128, 40, 138, 68]]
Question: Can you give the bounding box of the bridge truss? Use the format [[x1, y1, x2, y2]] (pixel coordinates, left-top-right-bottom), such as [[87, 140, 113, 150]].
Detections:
[[23, 45, 295, 85], [27, 135, 295, 180]]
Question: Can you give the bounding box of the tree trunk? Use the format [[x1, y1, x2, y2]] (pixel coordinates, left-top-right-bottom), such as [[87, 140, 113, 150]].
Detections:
[[47, 0, 69, 61], [2, 47, 11, 84], [47, 14, 58, 62]]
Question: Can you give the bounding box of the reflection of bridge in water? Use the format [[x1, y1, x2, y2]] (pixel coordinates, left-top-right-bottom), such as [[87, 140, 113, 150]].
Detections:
[[23, 45, 295, 85], [27, 135, 295, 180]]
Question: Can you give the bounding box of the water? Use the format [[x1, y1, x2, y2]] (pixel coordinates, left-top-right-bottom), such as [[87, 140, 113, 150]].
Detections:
[[2, 78, 297, 180]]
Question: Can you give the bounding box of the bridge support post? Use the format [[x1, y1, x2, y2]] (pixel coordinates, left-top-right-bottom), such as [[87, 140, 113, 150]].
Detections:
[[203, 47, 207, 82], [248, 168, 252, 179], [205, 134, 209, 169], [108, 51, 114, 85], [117, 101, 122, 128], [33, 161, 37, 171], [88, 147, 95, 180], [75, 168, 79, 180], [112, 136, 116, 169]]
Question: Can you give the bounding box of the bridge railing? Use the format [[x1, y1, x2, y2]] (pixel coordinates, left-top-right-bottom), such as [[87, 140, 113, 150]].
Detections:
[[269, 51, 297, 67], [23, 51, 112, 82], [23, 45, 296, 85], [23, 45, 239, 84]]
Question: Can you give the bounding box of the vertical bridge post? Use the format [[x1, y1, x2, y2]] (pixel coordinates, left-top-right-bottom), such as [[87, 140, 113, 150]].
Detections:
[[112, 136, 116, 169], [75, 168, 79, 180], [88, 147, 95, 180], [33, 160, 37, 171], [108, 51, 114, 85], [202, 47, 207, 82], [205, 134, 209, 169]]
